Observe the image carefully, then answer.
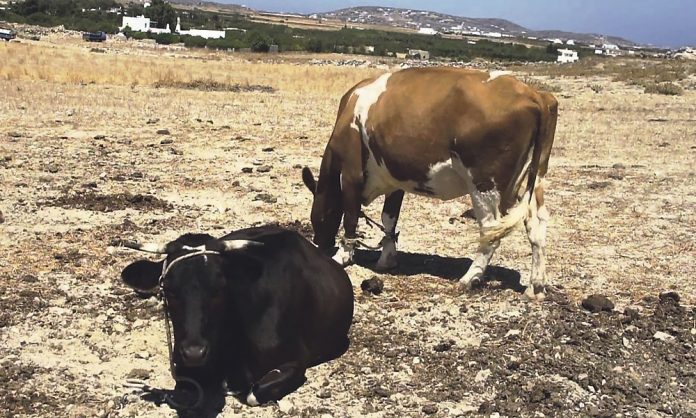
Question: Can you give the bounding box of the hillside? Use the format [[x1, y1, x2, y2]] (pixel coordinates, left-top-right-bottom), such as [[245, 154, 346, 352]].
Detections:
[[315, 6, 639, 47]]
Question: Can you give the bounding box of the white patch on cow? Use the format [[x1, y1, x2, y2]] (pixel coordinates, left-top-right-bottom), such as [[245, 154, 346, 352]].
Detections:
[[512, 146, 534, 199], [182, 245, 206, 251], [376, 213, 398, 270], [458, 169, 503, 291], [350, 72, 392, 132], [333, 239, 354, 266], [421, 157, 470, 200], [246, 391, 260, 406], [524, 179, 548, 289], [349, 73, 405, 204], [484, 70, 512, 83]]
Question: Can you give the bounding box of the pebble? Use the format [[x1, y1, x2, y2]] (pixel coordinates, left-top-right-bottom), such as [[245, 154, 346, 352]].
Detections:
[[253, 193, 277, 204], [160, 138, 173, 145], [581, 294, 614, 313], [0, 209, 4, 224], [422, 403, 439, 414], [241, 167, 253, 173], [653, 331, 675, 342], [156, 129, 170, 135], [374, 387, 390, 397], [256, 165, 272, 173], [361, 277, 384, 295], [127, 368, 150, 380], [277, 399, 294, 414], [475, 369, 491, 382]]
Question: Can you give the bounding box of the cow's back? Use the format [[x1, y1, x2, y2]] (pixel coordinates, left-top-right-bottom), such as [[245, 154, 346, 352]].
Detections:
[[221, 226, 353, 366]]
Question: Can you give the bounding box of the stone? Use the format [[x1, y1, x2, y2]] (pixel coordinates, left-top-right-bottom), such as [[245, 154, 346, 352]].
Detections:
[[422, 403, 439, 414], [581, 294, 614, 313], [156, 129, 170, 135], [256, 165, 272, 173], [361, 277, 384, 295]]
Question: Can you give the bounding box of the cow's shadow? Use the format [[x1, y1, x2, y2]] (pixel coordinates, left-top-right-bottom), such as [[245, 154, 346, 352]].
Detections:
[[354, 249, 525, 292]]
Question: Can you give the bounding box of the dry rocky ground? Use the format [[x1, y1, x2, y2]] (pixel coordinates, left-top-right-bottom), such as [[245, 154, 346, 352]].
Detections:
[[0, 36, 694, 418]]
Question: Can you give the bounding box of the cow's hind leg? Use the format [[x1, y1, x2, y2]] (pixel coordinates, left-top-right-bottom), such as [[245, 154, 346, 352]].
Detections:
[[375, 190, 404, 271], [246, 362, 307, 406], [458, 187, 501, 292], [523, 183, 548, 301]]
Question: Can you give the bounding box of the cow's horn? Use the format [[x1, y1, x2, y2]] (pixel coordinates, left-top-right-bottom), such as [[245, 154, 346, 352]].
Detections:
[[122, 241, 167, 254], [222, 240, 263, 251]]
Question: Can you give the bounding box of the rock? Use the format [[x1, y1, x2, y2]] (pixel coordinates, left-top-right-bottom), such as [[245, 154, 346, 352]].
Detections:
[[316, 389, 331, 399], [277, 399, 294, 414], [241, 167, 253, 173], [612, 163, 626, 170], [8, 132, 22, 138], [253, 193, 277, 204], [433, 340, 453, 352], [47, 164, 60, 173], [659, 291, 680, 304], [256, 165, 272, 173], [21, 274, 38, 283], [587, 181, 610, 190], [160, 138, 173, 145], [262, 147, 275, 152], [361, 277, 384, 295], [93, 135, 106, 140], [126, 368, 150, 380], [581, 294, 614, 313], [653, 331, 675, 342], [385, 349, 399, 358], [475, 369, 491, 383], [293, 164, 302, 169], [505, 329, 521, 338], [156, 129, 170, 135], [0, 209, 4, 224], [374, 386, 390, 397], [146, 118, 159, 124], [422, 403, 439, 414]]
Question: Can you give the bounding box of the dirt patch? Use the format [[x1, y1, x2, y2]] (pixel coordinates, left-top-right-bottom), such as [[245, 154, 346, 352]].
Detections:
[[46, 192, 172, 213], [348, 287, 695, 417]]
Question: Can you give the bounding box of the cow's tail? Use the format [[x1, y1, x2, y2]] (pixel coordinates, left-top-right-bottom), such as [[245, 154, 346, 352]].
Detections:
[[479, 94, 555, 247]]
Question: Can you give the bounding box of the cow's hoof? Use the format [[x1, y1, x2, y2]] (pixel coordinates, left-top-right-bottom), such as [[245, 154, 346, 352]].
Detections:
[[523, 286, 546, 302], [457, 277, 480, 293]]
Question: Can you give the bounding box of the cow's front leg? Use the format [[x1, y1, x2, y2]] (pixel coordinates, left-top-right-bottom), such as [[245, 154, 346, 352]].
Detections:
[[333, 173, 362, 266], [375, 190, 404, 271], [245, 363, 307, 406]]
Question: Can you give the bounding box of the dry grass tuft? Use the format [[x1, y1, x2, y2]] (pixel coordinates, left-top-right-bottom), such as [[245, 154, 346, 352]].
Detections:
[[643, 82, 684, 95], [152, 78, 276, 93]]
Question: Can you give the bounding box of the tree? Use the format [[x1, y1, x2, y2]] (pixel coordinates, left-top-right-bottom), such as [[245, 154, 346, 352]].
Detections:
[[144, 0, 176, 30]]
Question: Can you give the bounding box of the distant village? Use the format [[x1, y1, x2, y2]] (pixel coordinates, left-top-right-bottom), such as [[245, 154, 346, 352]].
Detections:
[[3, 0, 693, 63]]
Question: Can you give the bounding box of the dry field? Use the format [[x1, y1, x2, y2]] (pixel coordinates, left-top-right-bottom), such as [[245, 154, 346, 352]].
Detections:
[[0, 36, 694, 418]]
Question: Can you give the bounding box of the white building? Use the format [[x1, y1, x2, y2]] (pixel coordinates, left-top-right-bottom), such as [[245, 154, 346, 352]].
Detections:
[[557, 48, 579, 63], [418, 27, 438, 35], [566, 39, 575, 45], [175, 18, 225, 39], [120, 15, 171, 34], [121, 15, 151, 32]]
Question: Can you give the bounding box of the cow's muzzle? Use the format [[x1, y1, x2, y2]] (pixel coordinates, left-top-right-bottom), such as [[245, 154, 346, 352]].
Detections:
[[180, 343, 209, 367]]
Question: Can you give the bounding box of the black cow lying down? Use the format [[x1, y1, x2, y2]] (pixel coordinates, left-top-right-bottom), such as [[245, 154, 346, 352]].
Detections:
[[121, 225, 354, 407]]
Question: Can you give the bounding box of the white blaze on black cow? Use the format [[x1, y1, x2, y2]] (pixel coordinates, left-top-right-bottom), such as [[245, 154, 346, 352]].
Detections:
[[303, 67, 558, 299]]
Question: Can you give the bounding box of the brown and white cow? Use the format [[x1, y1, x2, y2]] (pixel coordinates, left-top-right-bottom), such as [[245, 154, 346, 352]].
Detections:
[[302, 67, 558, 299]]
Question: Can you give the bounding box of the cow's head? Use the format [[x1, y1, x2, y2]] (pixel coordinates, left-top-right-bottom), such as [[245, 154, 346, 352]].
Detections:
[[302, 165, 343, 250], [121, 234, 261, 368]]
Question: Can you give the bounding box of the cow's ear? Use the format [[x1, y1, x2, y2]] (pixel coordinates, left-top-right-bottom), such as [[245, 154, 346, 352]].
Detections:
[[302, 166, 317, 195], [121, 259, 162, 294]]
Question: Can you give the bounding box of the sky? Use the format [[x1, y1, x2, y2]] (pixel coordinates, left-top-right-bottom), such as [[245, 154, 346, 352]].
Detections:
[[226, 0, 695, 48]]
